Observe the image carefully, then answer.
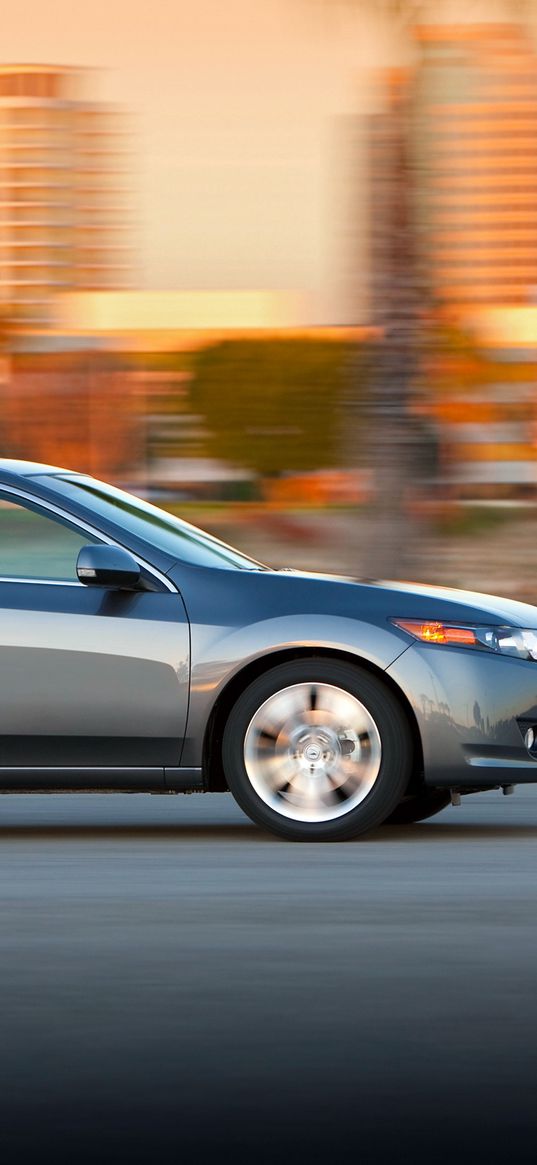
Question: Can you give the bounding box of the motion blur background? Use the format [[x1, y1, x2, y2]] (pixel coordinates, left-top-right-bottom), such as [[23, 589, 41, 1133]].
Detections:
[[5, 9, 537, 1165], [3, 0, 537, 593]]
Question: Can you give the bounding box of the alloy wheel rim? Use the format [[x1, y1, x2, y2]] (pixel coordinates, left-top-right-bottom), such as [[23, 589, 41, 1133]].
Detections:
[[243, 682, 382, 823]]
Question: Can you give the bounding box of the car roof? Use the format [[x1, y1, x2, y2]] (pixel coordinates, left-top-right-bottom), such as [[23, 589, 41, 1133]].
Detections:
[[0, 458, 74, 481]]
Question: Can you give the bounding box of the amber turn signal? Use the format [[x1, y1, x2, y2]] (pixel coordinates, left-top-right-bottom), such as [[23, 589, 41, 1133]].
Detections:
[[392, 620, 477, 646]]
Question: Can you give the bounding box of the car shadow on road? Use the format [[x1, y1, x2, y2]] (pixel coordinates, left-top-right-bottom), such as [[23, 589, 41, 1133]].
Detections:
[[0, 819, 535, 843]]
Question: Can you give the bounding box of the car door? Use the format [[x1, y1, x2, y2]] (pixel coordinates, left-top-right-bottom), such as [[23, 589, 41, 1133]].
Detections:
[[0, 490, 189, 785]]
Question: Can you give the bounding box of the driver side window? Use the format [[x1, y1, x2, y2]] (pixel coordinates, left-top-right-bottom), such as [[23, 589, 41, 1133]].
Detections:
[[0, 495, 102, 582]]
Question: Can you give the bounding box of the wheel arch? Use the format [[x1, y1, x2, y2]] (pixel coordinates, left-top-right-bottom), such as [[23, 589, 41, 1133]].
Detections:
[[202, 645, 424, 793]]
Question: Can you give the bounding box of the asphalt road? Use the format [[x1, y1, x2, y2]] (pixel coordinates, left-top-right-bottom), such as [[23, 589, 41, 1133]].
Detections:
[[2, 787, 537, 1164]]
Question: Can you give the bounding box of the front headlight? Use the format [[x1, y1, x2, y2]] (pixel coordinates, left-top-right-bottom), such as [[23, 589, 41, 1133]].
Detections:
[[391, 619, 537, 661]]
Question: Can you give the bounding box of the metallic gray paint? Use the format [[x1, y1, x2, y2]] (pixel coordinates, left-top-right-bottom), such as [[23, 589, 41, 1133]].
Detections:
[[387, 644, 537, 787], [171, 565, 537, 794], [0, 582, 189, 779], [0, 459, 537, 801], [183, 609, 412, 768]]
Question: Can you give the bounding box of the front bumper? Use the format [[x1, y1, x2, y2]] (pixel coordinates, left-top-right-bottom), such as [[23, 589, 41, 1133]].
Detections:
[[387, 643, 537, 788]]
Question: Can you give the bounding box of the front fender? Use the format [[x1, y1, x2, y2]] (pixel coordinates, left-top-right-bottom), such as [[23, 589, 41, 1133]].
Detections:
[[182, 613, 411, 767]]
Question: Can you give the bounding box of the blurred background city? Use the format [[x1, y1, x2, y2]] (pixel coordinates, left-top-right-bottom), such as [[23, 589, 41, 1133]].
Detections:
[[3, 0, 537, 596]]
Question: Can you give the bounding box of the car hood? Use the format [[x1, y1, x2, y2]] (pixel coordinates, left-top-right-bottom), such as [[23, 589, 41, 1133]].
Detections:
[[274, 569, 537, 628]]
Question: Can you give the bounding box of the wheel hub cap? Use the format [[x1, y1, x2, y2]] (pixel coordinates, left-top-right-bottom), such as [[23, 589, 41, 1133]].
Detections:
[[243, 682, 382, 823]]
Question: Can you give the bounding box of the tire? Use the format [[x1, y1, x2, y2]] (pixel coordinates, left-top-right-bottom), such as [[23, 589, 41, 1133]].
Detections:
[[384, 789, 451, 825], [222, 658, 413, 841]]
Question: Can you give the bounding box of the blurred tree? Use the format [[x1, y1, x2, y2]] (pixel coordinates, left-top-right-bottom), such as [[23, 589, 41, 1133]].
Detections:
[[191, 338, 358, 477]]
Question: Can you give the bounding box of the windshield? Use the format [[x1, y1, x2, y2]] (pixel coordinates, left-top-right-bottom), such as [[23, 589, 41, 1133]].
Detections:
[[36, 474, 264, 571]]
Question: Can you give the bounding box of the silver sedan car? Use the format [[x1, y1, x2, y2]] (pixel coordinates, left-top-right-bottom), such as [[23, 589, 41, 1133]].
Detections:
[[0, 458, 536, 841]]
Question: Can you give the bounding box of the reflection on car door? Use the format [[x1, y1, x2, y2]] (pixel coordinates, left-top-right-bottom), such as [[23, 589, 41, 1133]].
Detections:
[[0, 581, 189, 783], [0, 491, 189, 787]]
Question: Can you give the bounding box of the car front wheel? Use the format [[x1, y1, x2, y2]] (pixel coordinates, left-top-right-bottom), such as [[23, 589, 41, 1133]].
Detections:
[[222, 658, 413, 841]]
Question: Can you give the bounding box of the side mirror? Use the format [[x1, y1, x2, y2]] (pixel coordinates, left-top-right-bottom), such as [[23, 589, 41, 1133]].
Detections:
[[77, 545, 141, 590]]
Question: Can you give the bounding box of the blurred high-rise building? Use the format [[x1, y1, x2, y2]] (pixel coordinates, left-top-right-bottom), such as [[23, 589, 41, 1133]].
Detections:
[[407, 23, 537, 494], [412, 23, 537, 310], [0, 65, 132, 328]]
